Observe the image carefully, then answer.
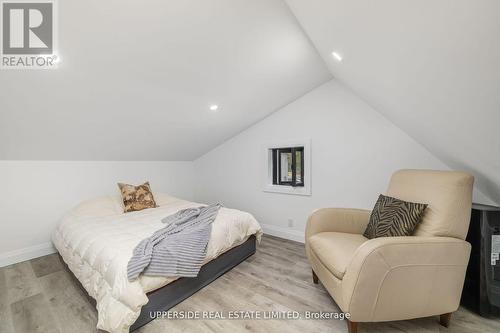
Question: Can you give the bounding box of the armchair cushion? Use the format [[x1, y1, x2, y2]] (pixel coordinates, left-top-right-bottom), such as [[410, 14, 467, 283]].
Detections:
[[309, 232, 368, 279], [386, 169, 473, 239]]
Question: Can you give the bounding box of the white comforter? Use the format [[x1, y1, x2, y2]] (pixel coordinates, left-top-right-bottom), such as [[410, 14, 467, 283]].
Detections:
[[52, 193, 262, 333]]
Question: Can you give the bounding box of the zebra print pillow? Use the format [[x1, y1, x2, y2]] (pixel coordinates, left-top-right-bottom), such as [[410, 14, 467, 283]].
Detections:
[[363, 194, 428, 239]]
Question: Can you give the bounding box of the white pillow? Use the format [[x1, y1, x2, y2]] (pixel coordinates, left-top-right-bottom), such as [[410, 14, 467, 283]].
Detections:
[[69, 192, 178, 219], [70, 195, 123, 219]]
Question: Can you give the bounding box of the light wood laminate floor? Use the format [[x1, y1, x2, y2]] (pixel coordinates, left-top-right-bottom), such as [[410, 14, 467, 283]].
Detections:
[[0, 235, 499, 333]]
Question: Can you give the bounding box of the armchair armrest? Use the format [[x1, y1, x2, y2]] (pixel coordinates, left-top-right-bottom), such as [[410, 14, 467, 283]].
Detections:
[[342, 236, 471, 322], [306, 208, 371, 240]]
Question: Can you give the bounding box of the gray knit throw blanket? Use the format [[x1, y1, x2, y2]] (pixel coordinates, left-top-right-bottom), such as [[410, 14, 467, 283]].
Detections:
[[127, 203, 221, 281]]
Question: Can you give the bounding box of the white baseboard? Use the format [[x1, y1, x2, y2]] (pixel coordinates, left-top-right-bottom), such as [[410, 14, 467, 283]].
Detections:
[[0, 242, 56, 268], [261, 223, 305, 243]]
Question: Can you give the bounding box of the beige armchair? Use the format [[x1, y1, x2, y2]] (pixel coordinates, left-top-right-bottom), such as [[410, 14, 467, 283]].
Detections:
[[306, 170, 474, 333]]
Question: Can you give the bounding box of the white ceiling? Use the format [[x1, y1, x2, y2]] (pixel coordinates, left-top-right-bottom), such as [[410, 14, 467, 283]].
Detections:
[[0, 0, 331, 160], [285, 0, 500, 203]]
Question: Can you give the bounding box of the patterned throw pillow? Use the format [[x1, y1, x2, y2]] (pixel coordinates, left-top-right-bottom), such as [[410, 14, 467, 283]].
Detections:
[[363, 194, 427, 239], [118, 182, 157, 213]]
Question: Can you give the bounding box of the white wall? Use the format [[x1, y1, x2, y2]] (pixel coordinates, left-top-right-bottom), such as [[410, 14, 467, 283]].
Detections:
[[193, 80, 489, 242], [0, 161, 194, 266]]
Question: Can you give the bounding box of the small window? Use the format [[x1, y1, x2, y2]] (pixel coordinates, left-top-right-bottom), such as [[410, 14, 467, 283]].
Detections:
[[272, 147, 304, 187]]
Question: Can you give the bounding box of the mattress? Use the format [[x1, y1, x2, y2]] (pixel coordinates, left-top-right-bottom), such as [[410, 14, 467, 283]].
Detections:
[[52, 193, 262, 333]]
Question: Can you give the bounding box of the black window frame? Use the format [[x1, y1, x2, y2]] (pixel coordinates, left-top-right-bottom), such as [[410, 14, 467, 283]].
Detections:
[[272, 147, 304, 187]]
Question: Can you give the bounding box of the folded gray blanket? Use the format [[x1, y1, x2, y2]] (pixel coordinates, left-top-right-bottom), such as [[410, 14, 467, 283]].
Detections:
[[127, 203, 221, 281]]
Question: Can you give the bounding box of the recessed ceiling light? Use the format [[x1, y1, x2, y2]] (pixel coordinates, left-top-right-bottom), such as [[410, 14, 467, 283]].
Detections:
[[331, 51, 343, 62], [209, 104, 219, 111]]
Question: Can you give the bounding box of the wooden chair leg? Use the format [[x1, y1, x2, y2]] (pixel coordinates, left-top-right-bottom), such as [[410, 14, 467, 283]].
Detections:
[[312, 269, 318, 284], [440, 312, 452, 328], [346, 320, 358, 333]]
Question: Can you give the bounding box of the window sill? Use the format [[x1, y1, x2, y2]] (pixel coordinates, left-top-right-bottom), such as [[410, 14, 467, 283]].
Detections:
[[263, 184, 311, 196]]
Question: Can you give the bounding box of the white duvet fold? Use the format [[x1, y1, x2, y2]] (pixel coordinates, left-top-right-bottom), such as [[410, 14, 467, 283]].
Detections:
[[52, 194, 262, 333]]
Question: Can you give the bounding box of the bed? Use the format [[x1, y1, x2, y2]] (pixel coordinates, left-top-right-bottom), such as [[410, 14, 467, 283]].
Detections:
[[52, 193, 262, 333]]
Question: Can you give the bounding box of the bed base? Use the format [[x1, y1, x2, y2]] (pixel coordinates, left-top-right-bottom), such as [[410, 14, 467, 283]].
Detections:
[[60, 235, 257, 332]]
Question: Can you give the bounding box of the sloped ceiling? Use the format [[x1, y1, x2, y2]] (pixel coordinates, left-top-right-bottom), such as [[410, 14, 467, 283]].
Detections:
[[285, 0, 500, 203], [0, 0, 331, 160]]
